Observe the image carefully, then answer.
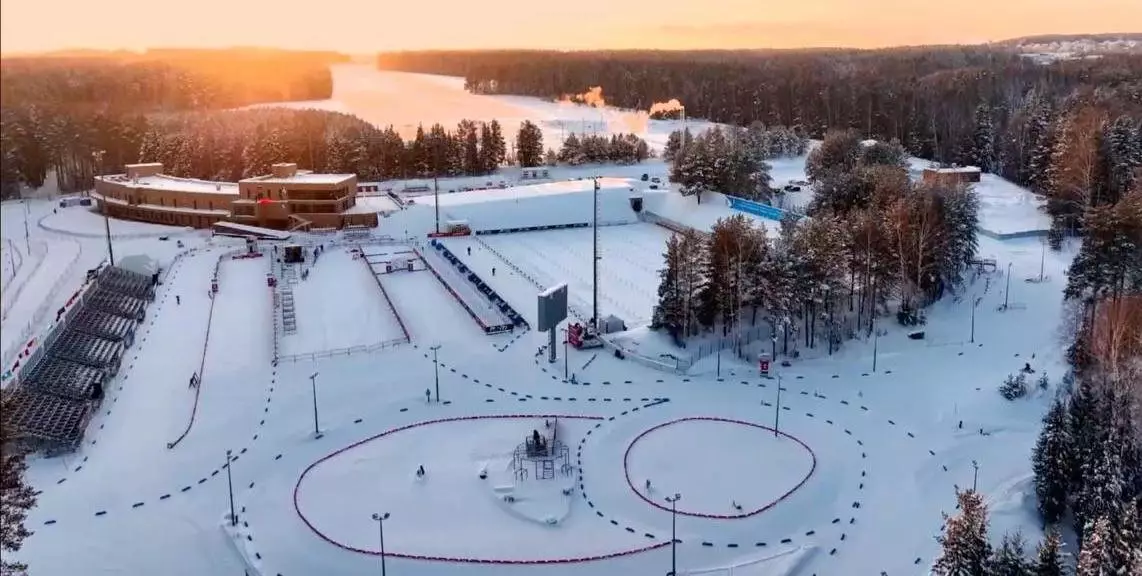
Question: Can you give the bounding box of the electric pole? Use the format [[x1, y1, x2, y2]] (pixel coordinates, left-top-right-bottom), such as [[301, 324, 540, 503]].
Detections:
[[592, 177, 599, 331]]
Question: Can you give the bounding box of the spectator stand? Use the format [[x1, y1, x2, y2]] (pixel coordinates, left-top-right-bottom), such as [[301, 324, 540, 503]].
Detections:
[[423, 239, 524, 333], [2, 264, 158, 455]]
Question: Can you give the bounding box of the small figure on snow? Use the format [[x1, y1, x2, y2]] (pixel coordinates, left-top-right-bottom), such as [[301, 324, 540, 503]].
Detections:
[[732, 500, 742, 511], [958, 420, 963, 430], [467, 246, 471, 256], [416, 464, 426, 477], [492, 267, 496, 276], [425, 388, 432, 403], [176, 295, 181, 306], [1021, 362, 1035, 374], [645, 479, 652, 492]]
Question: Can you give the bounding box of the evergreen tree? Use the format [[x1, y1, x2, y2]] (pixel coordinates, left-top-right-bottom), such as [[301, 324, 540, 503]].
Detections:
[[558, 132, 584, 165], [933, 489, 993, 576], [1063, 191, 1142, 303], [459, 120, 481, 175], [652, 234, 686, 339], [1, 394, 37, 576], [966, 103, 996, 173], [516, 120, 543, 167], [1076, 516, 1113, 576], [1026, 97, 1057, 196], [488, 119, 507, 170], [1033, 397, 1072, 524], [990, 531, 1034, 576], [1108, 497, 1142, 574], [1033, 527, 1065, 576]]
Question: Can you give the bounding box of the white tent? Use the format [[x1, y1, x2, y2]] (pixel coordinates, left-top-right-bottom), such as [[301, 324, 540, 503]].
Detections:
[[116, 254, 160, 277]]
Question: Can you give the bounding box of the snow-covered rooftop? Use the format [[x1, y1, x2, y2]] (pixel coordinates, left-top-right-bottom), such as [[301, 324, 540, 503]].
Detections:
[[239, 172, 355, 186], [97, 174, 239, 195], [422, 177, 639, 208], [344, 195, 400, 214]]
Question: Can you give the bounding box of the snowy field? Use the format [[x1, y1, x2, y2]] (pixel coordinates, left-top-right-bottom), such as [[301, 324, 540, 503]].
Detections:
[[443, 223, 673, 327], [278, 247, 406, 356], [11, 66, 1074, 576]]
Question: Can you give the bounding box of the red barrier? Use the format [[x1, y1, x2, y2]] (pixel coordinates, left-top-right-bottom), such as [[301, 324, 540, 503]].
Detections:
[[293, 414, 671, 563], [622, 417, 817, 519]]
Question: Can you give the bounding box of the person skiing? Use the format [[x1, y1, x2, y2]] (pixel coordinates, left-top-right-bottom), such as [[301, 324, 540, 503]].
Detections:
[[645, 479, 652, 492], [416, 464, 425, 477], [492, 267, 496, 276], [425, 388, 431, 403], [467, 246, 471, 256], [175, 295, 180, 305]]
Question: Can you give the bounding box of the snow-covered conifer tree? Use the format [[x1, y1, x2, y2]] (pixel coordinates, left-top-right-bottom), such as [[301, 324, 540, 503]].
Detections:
[[1032, 397, 1072, 524], [933, 489, 993, 576]]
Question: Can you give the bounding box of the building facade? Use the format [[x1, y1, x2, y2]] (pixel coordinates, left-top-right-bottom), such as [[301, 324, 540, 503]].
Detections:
[[93, 162, 379, 230]]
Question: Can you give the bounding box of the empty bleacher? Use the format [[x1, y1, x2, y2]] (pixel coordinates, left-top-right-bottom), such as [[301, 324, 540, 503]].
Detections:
[[97, 266, 155, 301], [1, 388, 93, 454], [2, 263, 155, 454], [50, 329, 124, 372], [70, 308, 137, 345], [22, 357, 106, 401], [86, 287, 147, 321]]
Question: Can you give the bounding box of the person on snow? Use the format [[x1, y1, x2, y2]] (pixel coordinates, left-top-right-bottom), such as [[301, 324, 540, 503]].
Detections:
[[425, 388, 432, 403], [467, 246, 471, 256], [176, 295, 181, 305], [416, 464, 426, 477], [645, 479, 652, 492], [492, 267, 496, 276]]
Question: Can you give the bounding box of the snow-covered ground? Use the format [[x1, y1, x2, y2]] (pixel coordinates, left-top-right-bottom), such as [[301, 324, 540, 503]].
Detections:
[[12, 67, 1073, 576], [279, 247, 406, 356]]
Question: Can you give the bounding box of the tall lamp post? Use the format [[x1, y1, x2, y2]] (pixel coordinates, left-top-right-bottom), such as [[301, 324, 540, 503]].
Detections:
[[970, 295, 982, 344], [1003, 262, 1013, 310], [309, 372, 321, 437], [773, 374, 783, 437], [665, 493, 682, 576], [93, 149, 114, 266], [971, 460, 979, 491], [430, 344, 442, 402], [225, 449, 236, 526], [562, 325, 569, 380], [371, 512, 391, 576], [591, 178, 600, 331]]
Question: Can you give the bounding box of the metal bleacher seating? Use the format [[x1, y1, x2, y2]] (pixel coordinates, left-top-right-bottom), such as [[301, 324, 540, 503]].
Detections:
[[22, 357, 106, 401], [97, 266, 155, 301], [86, 287, 147, 321], [50, 329, 124, 372], [70, 308, 137, 345], [3, 264, 152, 454], [1, 387, 92, 454]]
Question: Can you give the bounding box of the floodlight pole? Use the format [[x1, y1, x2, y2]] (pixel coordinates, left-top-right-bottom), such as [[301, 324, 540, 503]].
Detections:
[[433, 146, 441, 235], [372, 512, 390, 576], [774, 374, 783, 437], [592, 178, 600, 331], [1003, 262, 1012, 310], [93, 149, 114, 266], [666, 493, 682, 575], [971, 460, 979, 491], [430, 345, 442, 402], [970, 295, 982, 343], [309, 372, 320, 437], [225, 449, 236, 526], [563, 325, 569, 380]]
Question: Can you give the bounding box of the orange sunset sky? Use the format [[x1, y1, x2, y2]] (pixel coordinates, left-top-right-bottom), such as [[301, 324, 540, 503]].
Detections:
[[1, 0, 1139, 54]]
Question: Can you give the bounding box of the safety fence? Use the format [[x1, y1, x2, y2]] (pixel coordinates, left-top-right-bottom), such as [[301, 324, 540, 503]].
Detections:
[[357, 253, 413, 343], [2, 241, 86, 383], [1, 239, 48, 321], [275, 337, 407, 364], [167, 249, 241, 449]]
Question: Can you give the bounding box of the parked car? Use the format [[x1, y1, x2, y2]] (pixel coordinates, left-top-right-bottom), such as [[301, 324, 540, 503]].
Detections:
[[651, 177, 662, 183], [641, 173, 649, 181], [783, 184, 802, 192]]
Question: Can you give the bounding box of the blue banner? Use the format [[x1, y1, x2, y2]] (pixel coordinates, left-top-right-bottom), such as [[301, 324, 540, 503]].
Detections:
[[724, 196, 801, 222]]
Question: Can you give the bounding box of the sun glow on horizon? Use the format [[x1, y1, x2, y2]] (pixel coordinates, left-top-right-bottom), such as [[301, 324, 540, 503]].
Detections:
[[2, 0, 1140, 55]]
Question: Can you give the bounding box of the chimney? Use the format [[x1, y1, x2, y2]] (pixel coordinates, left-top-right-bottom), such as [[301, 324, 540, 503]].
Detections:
[[271, 163, 298, 178]]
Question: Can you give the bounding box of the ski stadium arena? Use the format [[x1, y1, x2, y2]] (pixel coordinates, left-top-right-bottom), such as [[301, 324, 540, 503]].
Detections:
[[3, 163, 1071, 576]]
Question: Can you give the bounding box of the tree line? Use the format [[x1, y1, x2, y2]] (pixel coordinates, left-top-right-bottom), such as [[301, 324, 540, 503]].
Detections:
[[653, 130, 979, 353], [376, 48, 1142, 234], [665, 123, 809, 203], [0, 49, 339, 198]]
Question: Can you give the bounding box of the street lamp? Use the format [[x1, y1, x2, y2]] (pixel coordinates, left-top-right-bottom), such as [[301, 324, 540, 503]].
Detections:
[[225, 449, 236, 526], [93, 149, 114, 266], [1003, 262, 1013, 310], [970, 295, 982, 344], [562, 325, 569, 380], [773, 374, 783, 437], [872, 318, 879, 373], [430, 344, 442, 402], [309, 372, 321, 437], [371, 512, 391, 576], [665, 493, 682, 576], [971, 460, 979, 492]]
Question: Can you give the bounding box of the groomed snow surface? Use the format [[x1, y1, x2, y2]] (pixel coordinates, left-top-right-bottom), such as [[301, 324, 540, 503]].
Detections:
[[14, 68, 1066, 576]]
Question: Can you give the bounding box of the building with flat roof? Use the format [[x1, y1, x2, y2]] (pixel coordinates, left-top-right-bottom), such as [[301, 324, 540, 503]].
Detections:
[[93, 162, 378, 230], [922, 166, 982, 187]]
